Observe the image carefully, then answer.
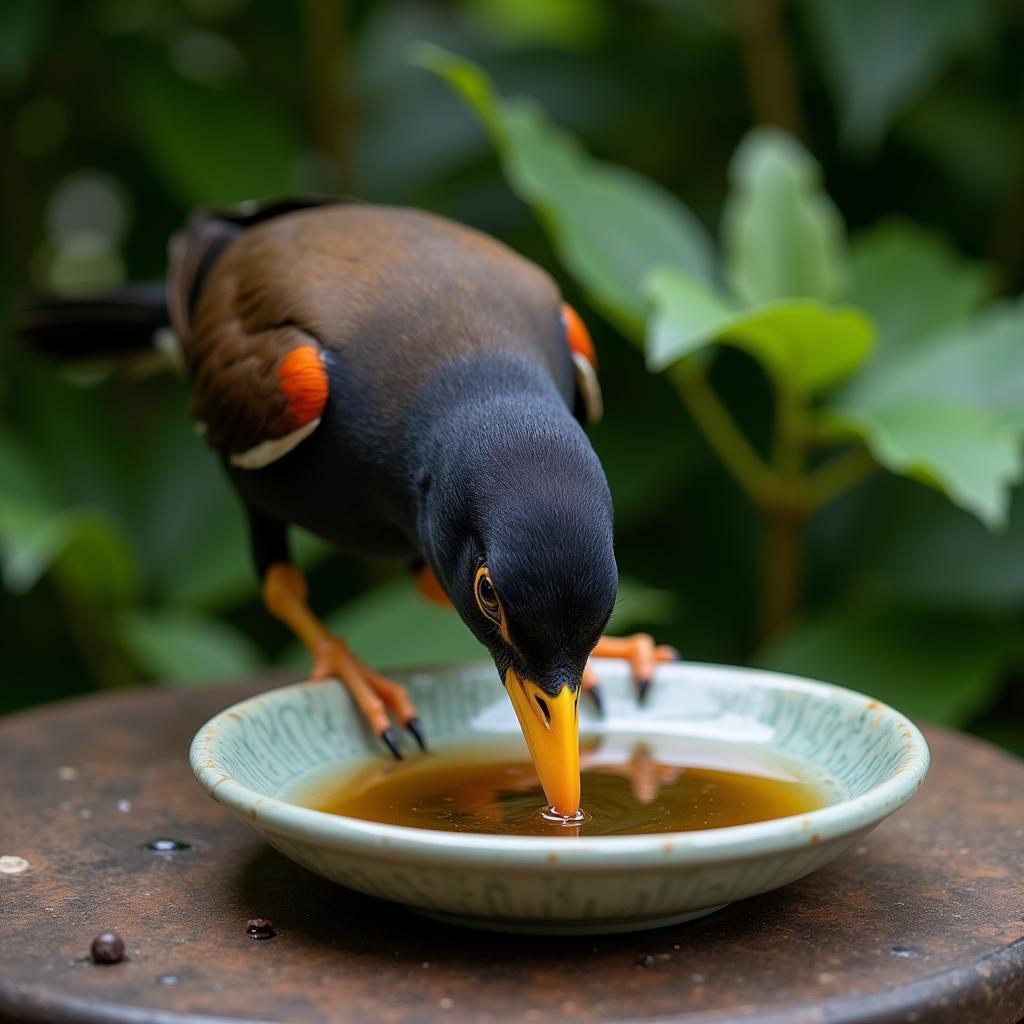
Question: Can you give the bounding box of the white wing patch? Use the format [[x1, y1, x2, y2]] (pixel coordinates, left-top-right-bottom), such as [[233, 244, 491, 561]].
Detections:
[[228, 417, 321, 470]]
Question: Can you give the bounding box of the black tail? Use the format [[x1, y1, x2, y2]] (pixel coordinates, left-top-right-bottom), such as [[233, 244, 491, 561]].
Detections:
[[17, 283, 171, 361]]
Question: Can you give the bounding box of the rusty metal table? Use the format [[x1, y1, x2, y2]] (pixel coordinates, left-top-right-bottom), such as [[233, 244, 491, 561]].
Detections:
[[1, 681, 1022, 1024]]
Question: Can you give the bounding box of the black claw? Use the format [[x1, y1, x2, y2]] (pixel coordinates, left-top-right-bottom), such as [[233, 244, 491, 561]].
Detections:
[[636, 677, 652, 706], [406, 717, 428, 752], [381, 728, 403, 760], [587, 684, 605, 716]]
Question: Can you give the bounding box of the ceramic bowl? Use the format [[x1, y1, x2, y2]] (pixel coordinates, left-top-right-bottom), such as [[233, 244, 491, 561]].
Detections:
[[190, 661, 929, 935]]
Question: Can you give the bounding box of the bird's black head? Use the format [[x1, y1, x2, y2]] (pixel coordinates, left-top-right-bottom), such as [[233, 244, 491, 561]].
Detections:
[[413, 356, 617, 815]]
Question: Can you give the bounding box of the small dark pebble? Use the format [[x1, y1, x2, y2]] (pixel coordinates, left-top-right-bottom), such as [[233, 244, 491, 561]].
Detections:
[[90, 932, 125, 964], [144, 838, 190, 852], [246, 918, 276, 940]]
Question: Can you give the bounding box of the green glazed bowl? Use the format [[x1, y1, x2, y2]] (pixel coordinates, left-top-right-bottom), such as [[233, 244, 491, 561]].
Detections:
[[189, 661, 929, 935]]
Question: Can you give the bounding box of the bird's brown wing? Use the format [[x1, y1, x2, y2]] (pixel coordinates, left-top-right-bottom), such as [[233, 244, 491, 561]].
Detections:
[[169, 201, 334, 467]]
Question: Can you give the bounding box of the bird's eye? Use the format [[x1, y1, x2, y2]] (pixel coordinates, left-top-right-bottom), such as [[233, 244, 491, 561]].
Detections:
[[474, 566, 502, 624]]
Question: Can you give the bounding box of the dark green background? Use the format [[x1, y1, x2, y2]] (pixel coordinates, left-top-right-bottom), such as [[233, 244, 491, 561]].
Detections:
[[1, 0, 1022, 754]]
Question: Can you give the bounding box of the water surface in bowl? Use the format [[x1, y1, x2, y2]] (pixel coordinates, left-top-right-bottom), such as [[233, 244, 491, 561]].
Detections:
[[296, 733, 836, 837]]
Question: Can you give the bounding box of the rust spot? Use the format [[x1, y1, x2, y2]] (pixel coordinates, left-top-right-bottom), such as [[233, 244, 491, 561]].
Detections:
[[810, 833, 821, 845], [866, 701, 880, 711], [546, 852, 558, 864], [661, 841, 674, 854]]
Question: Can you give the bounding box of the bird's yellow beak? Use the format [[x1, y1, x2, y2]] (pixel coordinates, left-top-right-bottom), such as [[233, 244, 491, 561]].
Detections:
[[504, 667, 580, 817]]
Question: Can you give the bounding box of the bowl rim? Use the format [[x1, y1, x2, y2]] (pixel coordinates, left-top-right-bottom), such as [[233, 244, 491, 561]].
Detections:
[[189, 661, 930, 868]]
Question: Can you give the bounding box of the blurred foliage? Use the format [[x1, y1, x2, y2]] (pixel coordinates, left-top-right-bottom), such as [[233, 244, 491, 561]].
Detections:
[[1, 0, 1023, 757]]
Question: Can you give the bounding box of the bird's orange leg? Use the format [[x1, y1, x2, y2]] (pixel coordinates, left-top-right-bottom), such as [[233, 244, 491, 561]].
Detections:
[[262, 562, 426, 758], [587, 633, 679, 706]]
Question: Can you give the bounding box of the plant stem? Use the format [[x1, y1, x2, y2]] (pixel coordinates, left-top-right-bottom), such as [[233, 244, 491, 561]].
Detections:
[[758, 381, 808, 642], [734, 0, 805, 138], [669, 361, 777, 503], [804, 445, 877, 508], [758, 501, 806, 643], [302, 0, 350, 193], [665, 361, 872, 644]]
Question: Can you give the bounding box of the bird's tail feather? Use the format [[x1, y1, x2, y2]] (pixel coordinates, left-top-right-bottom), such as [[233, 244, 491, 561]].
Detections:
[[17, 283, 172, 362]]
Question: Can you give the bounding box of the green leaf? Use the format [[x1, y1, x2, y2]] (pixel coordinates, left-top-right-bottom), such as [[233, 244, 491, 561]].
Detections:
[[413, 44, 714, 336], [757, 606, 1013, 725], [722, 128, 846, 307], [646, 270, 874, 393], [462, 0, 608, 48], [801, 0, 995, 152], [125, 46, 299, 206], [0, 497, 137, 602], [847, 222, 992, 355], [827, 303, 1024, 526], [832, 404, 1020, 528], [119, 608, 262, 686]]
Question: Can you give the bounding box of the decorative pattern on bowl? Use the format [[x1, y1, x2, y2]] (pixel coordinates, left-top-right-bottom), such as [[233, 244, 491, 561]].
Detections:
[[190, 661, 929, 935]]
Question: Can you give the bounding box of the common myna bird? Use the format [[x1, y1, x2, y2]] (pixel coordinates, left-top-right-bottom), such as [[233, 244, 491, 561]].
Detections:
[[21, 199, 676, 817]]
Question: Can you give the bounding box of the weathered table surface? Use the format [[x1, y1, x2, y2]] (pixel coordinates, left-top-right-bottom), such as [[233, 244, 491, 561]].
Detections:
[[1, 680, 1022, 1024]]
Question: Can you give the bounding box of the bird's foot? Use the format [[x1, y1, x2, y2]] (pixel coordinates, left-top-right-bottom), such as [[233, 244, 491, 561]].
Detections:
[[587, 634, 679, 707], [311, 638, 427, 759]]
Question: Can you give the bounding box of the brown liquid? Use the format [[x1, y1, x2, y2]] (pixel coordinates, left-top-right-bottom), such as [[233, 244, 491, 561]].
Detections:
[[300, 736, 830, 837]]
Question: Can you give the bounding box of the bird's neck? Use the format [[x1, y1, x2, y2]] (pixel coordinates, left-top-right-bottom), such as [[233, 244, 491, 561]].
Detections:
[[406, 353, 609, 568]]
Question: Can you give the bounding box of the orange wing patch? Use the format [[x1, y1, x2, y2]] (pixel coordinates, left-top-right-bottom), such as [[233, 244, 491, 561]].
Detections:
[[562, 303, 597, 369], [277, 345, 328, 428], [561, 303, 602, 425]]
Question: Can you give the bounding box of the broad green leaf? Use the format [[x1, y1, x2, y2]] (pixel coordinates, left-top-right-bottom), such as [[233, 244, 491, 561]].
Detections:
[[722, 129, 846, 307], [828, 303, 1024, 526], [120, 608, 262, 685], [831, 404, 1019, 529], [801, 0, 995, 152], [52, 514, 140, 608], [125, 47, 299, 206], [0, 496, 137, 602], [414, 44, 714, 336], [644, 272, 738, 369], [646, 270, 874, 393], [757, 606, 1014, 725], [462, 0, 608, 48], [847, 222, 992, 355]]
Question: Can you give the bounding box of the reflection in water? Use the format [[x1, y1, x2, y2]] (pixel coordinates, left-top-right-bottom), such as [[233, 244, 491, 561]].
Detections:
[[301, 735, 829, 838]]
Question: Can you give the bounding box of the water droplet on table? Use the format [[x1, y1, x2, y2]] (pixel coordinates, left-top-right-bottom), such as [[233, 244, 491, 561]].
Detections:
[[144, 838, 191, 852], [0, 855, 30, 875]]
